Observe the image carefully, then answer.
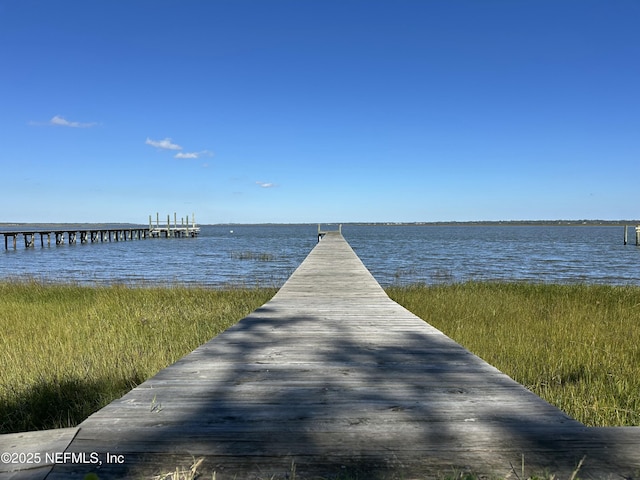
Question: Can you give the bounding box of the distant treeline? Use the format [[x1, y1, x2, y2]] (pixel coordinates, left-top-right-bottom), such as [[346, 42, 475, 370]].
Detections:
[[347, 220, 640, 227], [3, 220, 639, 229], [206, 220, 640, 227]]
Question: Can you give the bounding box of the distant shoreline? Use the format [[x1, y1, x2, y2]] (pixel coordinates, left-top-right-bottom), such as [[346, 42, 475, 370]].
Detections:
[[1, 219, 638, 229], [342, 220, 640, 227]]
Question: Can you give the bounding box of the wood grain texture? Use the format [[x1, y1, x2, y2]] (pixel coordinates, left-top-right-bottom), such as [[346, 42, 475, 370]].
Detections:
[[35, 232, 640, 478], [0, 428, 79, 480]]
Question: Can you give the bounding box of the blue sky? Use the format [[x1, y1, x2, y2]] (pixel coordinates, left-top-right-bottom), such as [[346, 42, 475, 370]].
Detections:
[[1, 1, 638, 224]]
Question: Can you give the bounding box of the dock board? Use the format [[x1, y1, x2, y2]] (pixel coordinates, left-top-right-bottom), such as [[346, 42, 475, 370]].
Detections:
[[19, 232, 640, 478], [0, 428, 78, 480]]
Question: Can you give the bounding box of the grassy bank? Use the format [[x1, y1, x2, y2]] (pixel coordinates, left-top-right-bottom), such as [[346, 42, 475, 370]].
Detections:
[[0, 281, 276, 434], [2, 281, 639, 434], [387, 282, 640, 426]]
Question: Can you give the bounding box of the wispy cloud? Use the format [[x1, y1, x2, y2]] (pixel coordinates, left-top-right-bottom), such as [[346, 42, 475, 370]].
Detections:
[[30, 115, 98, 128], [174, 152, 198, 159], [145, 137, 182, 150], [174, 150, 213, 159], [256, 181, 276, 188]]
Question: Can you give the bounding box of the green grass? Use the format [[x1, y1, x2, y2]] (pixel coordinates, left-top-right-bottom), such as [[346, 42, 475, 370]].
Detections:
[[387, 282, 640, 427], [0, 280, 276, 434], [3, 280, 639, 434]]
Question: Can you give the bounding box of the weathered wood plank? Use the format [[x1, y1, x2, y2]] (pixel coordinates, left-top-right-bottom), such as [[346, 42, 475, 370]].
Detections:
[[0, 428, 78, 480], [33, 231, 640, 478]]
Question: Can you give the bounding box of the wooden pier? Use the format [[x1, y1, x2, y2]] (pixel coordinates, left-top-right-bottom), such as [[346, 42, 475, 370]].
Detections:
[[317, 223, 341, 241], [1, 228, 150, 250], [2, 231, 639, 479], [1, 214, 200, 250], [624, 224, 640, 245], [149, 213, 200, 238]]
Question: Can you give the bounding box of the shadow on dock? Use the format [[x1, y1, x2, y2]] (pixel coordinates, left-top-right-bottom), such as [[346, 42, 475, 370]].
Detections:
[[48, 304, 640, 478]]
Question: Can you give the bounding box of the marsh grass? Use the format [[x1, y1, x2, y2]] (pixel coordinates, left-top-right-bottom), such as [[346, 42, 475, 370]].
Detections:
[[0, 280, 276, 434], [230, 251, 276, 261], [3, 280, 639, 435], [387, 282, 640, 426]]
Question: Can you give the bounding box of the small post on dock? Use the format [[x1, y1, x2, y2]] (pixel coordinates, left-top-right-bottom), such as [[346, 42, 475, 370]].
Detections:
[[624, 225, 628, 245], [636, 225, 640, 246]]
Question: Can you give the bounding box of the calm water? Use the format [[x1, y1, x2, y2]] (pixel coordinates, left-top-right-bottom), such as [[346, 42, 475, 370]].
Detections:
[[1, 225, 639, 287]]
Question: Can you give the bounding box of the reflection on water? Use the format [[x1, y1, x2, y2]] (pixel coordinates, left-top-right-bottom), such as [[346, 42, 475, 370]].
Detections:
[[1, 225, 639, 287]]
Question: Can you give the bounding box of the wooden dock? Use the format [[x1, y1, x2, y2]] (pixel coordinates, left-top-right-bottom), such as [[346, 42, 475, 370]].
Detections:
[[1, 227, 151, 249], [1, 214, 200, 249], [148, 213, 200, 238], [2, 231, 639, 479]]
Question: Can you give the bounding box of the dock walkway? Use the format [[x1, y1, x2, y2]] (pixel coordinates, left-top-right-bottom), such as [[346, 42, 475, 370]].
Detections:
[[2, 232, 639, 479]]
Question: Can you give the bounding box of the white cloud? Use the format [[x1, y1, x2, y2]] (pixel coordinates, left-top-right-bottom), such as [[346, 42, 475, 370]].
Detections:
[[29, 115, 97, 127], [256, 181, 275, 188], [175, 152, 199, 159], [174, 150, 213, 158], [51, 115, 98, 127], [145, 137, 183, 150], [174, 150, 214, 159]]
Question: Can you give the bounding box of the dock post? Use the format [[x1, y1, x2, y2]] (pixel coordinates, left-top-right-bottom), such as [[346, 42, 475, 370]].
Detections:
[[4, 235, 7, 250], [167, 215, 171, 238], [636, 225, 640, 246], [186, 215, 190, 237], [624, 225, 628, 245]]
